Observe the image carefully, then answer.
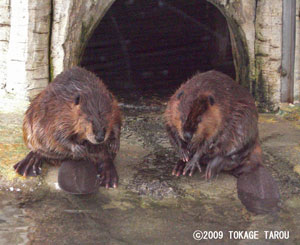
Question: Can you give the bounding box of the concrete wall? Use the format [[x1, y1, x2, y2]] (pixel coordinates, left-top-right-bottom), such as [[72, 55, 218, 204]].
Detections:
[[0, 0, 298, 112], [51, 0, 115, 79], [1, 0, 50, 100], [295, 0, 300, 103], [0, 0, 51, 112], [254, 0, 283, 110], [0, 0, 10, 93]]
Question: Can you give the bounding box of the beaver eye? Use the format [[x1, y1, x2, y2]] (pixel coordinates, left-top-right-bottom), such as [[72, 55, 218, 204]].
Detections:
[[75, 95, 80, 105], [177, 91, 184, 99], [208, 95, 215, 105], [197, 115, 202, 123]]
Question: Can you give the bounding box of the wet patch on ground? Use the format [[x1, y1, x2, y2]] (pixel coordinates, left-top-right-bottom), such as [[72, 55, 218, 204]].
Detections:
[[0, 100, 300, 244]]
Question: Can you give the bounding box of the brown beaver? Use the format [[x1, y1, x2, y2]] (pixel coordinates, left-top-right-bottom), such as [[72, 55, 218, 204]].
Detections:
[[14, 66, 122, 188], [165, 70, 280, 214]]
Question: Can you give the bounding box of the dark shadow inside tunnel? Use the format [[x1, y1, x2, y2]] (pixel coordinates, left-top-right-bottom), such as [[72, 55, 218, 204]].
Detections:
[[80, 0, 236, 104]]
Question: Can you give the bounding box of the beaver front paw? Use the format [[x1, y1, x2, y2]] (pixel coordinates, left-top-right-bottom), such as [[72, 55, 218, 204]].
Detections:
[[179, 147, 190, 162], [13, 151, 43, 177], [97, 162, 118, 189]]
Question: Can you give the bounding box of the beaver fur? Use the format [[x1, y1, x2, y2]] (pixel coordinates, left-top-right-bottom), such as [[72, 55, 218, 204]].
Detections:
[[14, 66, 121, 188], [165, 70, 280, 213]]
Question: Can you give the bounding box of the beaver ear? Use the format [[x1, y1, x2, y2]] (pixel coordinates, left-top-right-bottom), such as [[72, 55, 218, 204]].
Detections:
[[208, 95, 215, 106], [177, 91, 184, 100], [75, 95, 80, 105]]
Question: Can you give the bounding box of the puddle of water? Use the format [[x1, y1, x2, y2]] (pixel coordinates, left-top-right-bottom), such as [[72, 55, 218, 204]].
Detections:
[[1, 189, 299, 244], [0, 193, 30, 245]]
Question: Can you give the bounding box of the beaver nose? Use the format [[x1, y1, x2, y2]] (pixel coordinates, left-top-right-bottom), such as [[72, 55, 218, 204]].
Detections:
[[95, 129, 106, 143], [183, 131, 193, 142]]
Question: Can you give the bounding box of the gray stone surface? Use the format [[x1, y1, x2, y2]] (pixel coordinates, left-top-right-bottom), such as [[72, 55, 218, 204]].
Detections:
[[0, 100, 300, 243]]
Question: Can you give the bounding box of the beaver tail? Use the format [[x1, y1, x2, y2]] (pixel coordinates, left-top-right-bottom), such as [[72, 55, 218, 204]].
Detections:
[[235, 143, 280, 214]]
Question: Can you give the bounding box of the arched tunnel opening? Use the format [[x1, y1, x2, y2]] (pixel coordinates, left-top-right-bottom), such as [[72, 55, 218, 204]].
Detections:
[[80, 0, 236, 105]]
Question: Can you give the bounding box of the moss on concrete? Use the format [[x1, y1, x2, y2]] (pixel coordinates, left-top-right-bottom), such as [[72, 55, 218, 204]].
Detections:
[[278, 104, 300, 121], [0, 112, 47, 192]]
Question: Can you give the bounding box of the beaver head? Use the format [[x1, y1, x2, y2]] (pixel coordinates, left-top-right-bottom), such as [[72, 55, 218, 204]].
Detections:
[[50, 67, 117, 145], [71, 92, 113, 144], [177, 91, 221, 144]]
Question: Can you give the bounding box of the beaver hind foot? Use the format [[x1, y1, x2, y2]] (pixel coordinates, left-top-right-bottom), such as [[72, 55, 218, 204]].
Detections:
[[177, 154, 225, 179], [172, 160, 186, 176], [237, 165, 280, 214], [183, 159, 202, 177], [14, 151, 43, 177]]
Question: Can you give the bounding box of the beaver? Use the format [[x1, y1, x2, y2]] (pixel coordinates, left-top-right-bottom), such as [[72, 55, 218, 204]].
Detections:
[[14, 66, 122, 188], [165, 70, 280, 214]]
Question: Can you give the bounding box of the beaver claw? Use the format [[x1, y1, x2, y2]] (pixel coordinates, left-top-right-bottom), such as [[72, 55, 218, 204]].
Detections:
[[172, 160, 186, 176], [13, 151, 43, 177], [205, 156, 224, 180], [183, 160, 202, 176], [179, 148, 190, 162], [109, 139, 120, 154], [97, 162, 118, 188]]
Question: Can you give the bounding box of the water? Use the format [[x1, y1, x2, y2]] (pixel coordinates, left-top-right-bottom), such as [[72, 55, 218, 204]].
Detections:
[[0, 193, 30, 245], [1, 188, 299, 244]]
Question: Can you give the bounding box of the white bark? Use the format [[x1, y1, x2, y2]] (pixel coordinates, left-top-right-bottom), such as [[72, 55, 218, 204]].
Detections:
[[0, 0, 10, 92], [51, 0, 115, 78], [294, 0, 300, 103], [26, 0, 51, 98], [255, 0, 282, 107], [5, 0, 29, 97], [208, 0, 256, 86], [3, 0, 51, 102]]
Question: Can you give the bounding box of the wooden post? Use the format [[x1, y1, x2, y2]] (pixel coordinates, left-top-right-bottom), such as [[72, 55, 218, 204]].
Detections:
[[281, 0, 296, 103]]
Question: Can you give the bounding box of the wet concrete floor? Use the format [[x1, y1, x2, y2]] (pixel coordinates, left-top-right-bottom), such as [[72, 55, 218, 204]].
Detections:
[[0, 92, 300, 244]]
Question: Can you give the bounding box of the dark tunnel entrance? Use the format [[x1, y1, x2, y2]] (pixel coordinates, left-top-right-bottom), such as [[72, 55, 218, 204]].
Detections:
[[80, 0, 235, 104]]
